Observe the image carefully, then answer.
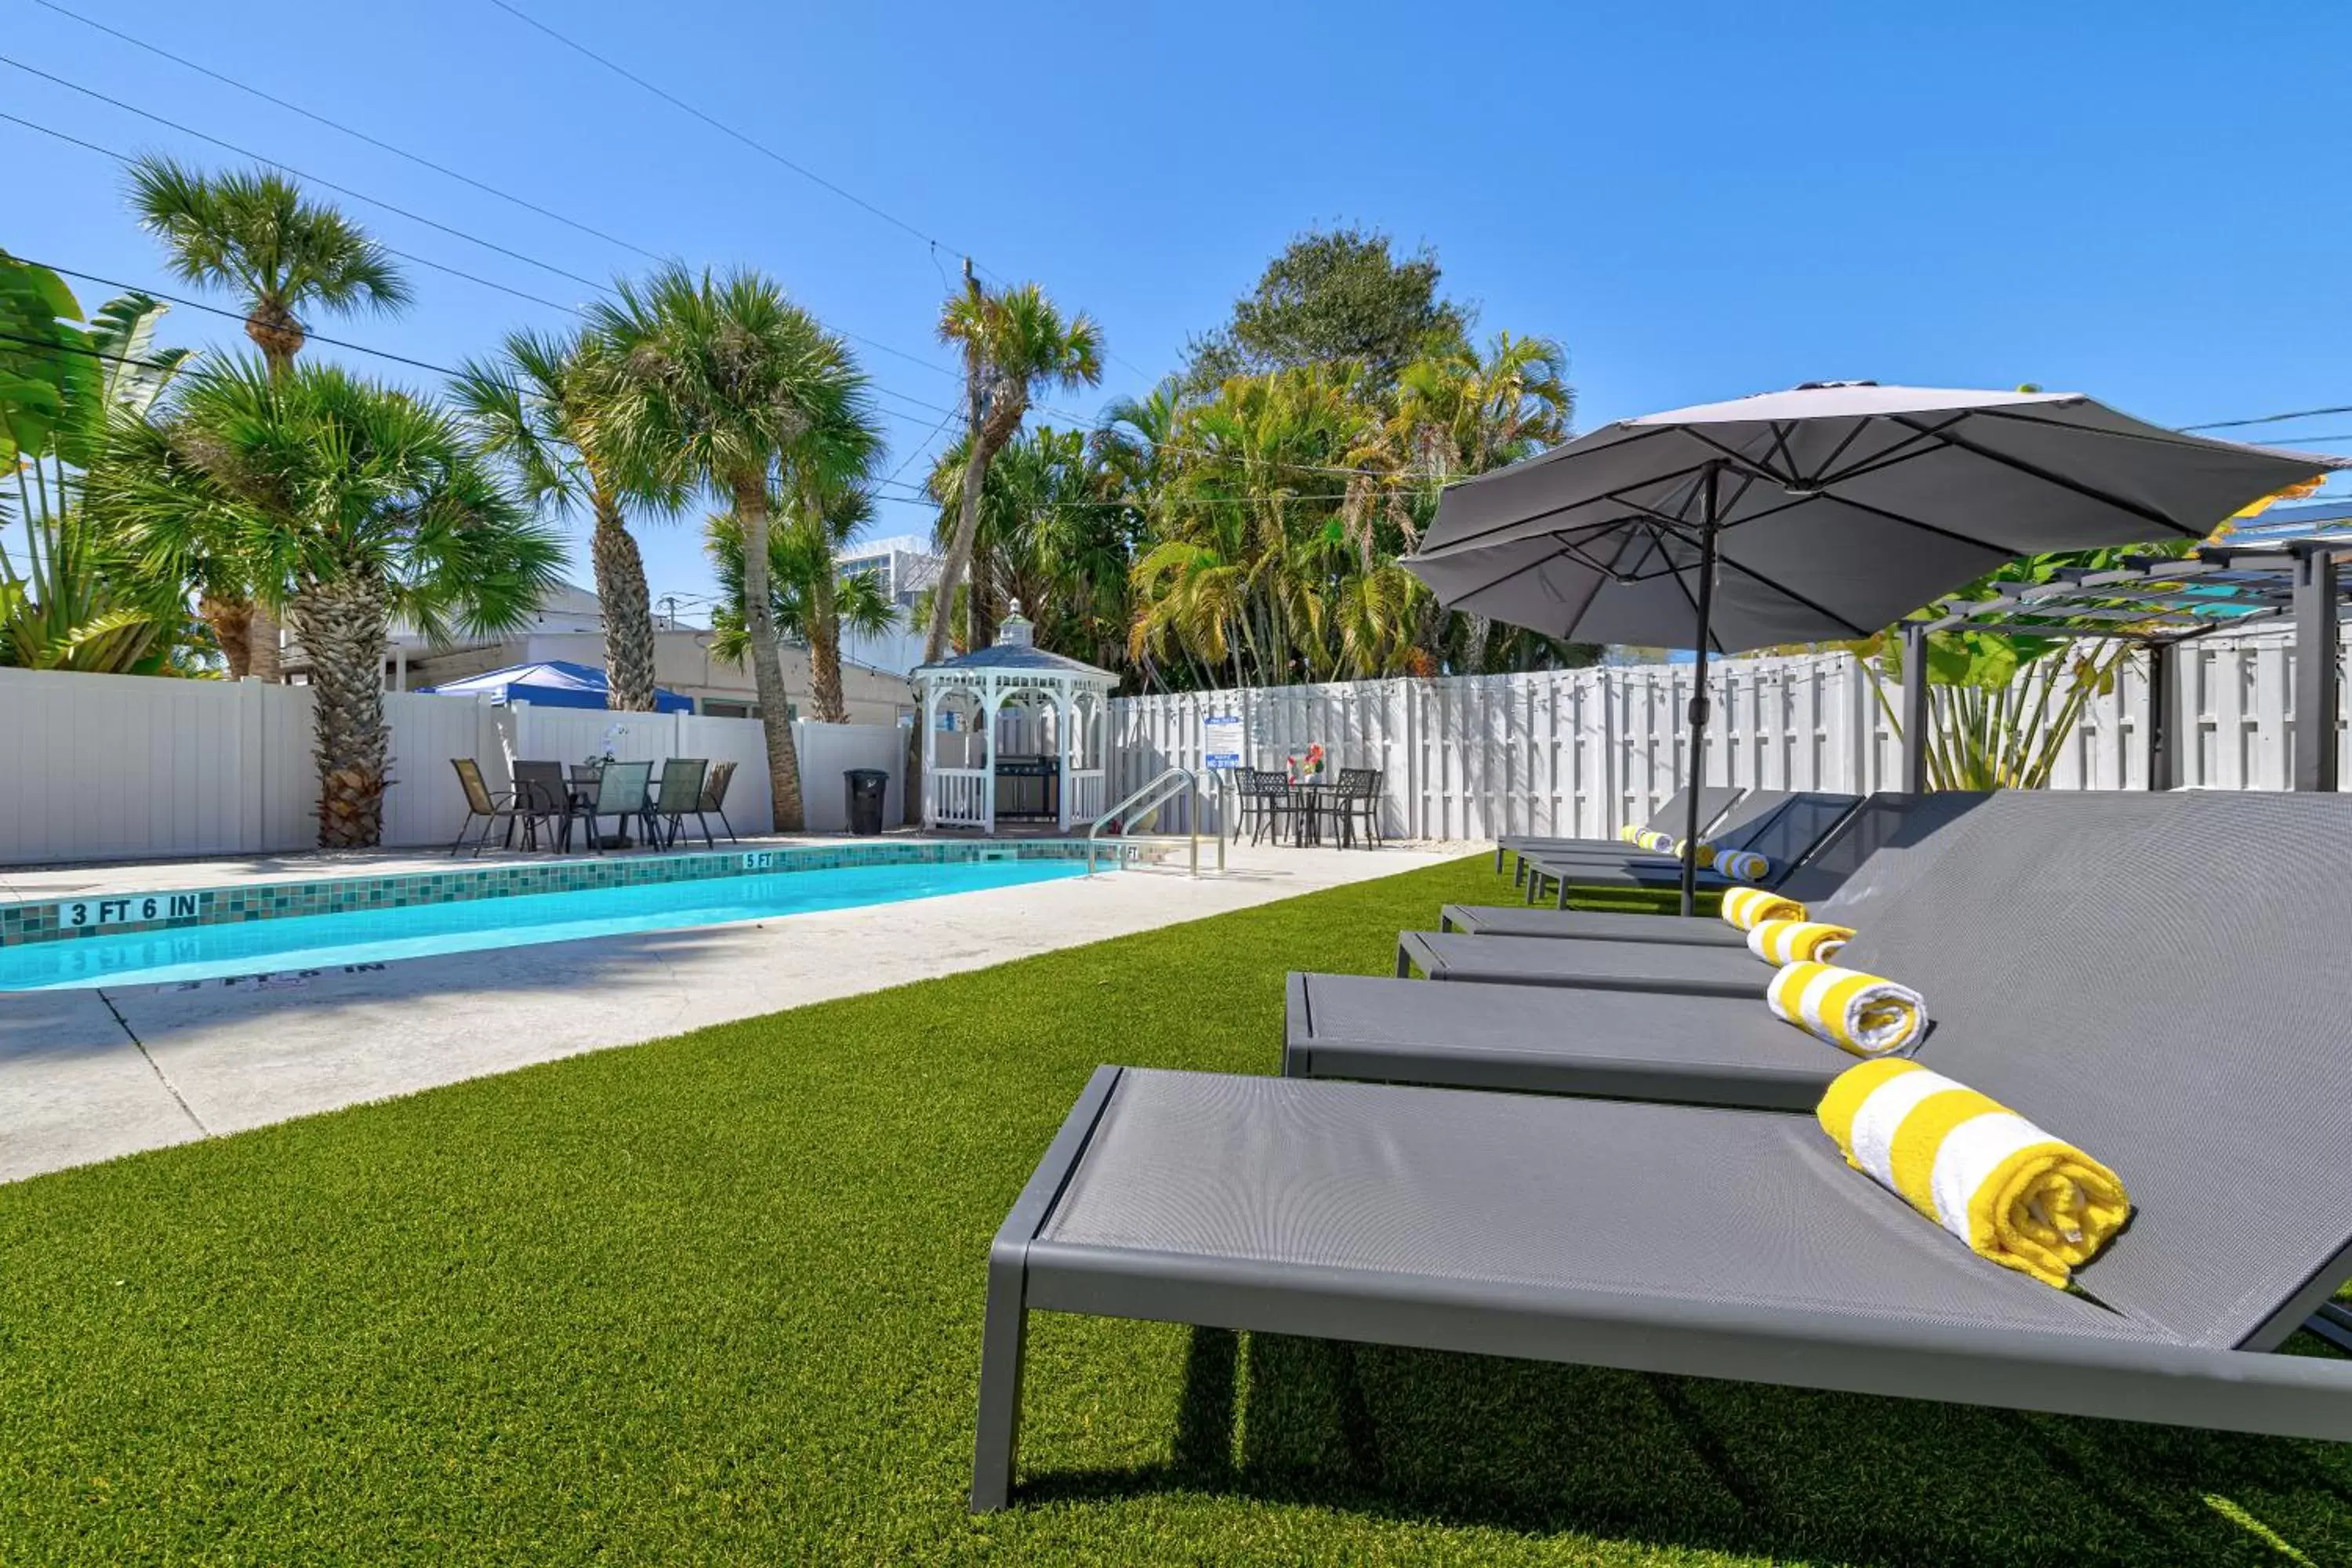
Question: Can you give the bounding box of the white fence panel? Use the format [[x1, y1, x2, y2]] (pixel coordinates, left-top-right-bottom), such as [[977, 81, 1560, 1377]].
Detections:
[[0, 670, 316, 863], [1100, 629, 2350, 845], [791, 722, 904, 832], [382, 691, 501, 850]]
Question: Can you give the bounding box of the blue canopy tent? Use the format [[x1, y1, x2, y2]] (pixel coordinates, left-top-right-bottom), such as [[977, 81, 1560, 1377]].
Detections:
[[420, 659, 695, 713]]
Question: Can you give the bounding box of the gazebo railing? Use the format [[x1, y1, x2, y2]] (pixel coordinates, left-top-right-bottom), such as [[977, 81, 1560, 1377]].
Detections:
[[1069, 768, 1106, 823], [931, 767, 989, 829]]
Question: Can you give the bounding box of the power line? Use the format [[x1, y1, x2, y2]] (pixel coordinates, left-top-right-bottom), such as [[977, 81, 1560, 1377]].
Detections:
[[0, 82, 960, 380], [18, 255, 473, 377], [0, 53, 612, 296], [2184, 405, 2352, 433], [29, 0, 671, 268], [0, 325, 181, 372], [482, 0, 965, 259], [474, 0, 1145, 388]]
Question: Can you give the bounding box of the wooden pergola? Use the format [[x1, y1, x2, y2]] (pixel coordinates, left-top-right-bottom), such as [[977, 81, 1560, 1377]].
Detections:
[[914, 605, 1117, 833]]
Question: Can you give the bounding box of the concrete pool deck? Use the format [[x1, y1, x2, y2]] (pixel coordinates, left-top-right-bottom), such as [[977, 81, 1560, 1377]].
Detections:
[[0, 837, 1469, 1184]]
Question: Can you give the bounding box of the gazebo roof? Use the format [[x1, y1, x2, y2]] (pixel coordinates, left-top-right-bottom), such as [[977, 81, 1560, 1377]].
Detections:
[[911, 604, 1116, 687]]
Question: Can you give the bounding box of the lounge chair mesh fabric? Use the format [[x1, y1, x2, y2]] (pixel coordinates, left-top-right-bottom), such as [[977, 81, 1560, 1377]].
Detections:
[[1517, 789, 1790, 873], [1449, 791, 1990, 940], [1290, 973, 1836, 1109], [1038, 1069, 2150, 1341], [1423, 792, 2156, 993]]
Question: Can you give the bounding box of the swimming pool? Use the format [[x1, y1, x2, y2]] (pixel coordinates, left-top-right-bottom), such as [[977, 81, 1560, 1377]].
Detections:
[[0, 857, 1095, 991]]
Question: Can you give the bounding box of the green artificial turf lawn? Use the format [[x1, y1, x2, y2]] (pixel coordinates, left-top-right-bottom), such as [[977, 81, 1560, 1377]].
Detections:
[[3, 854, 2347, 1566]]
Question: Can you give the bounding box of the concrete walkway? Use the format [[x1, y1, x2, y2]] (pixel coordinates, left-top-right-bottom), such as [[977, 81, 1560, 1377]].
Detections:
[[0, 840, 1465, 1184]]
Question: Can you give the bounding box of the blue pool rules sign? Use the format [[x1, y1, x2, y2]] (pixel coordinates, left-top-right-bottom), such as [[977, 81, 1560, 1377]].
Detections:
[[1203, 713, 1243, 771]]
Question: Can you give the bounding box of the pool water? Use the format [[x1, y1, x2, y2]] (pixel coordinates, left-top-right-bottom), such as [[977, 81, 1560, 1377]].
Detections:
[[0, 858, 1094, 991]]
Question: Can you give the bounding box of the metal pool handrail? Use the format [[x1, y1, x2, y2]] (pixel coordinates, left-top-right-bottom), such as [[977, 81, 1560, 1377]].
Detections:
[[1086, 767, 1221, 879]]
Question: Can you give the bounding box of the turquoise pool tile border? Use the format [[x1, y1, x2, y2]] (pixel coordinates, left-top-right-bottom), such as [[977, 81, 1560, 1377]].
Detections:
[[0, 839, 1148, 949]]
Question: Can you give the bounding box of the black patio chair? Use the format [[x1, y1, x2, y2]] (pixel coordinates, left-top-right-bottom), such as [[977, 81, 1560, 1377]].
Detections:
[[1326, 767, 1383, 849], [506, 760, 578, 852], [448, 758, 543, 856], [650, 757, 710, 849], [1246, 769, 1299, 847]]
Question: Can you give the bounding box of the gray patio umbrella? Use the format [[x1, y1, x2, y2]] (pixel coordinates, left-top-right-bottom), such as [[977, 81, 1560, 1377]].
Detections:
[[1403, 381, 2342, 912]]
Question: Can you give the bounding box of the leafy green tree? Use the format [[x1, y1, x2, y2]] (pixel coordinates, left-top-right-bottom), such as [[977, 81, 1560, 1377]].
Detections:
[[127, 157, 410, 375], [127, 157, 412, 680], [452, 329, 680, 713], [703, 490, 898, 722], [95, 360, 564, 845], [588, 267, 866, 830], [0, 253, 194, 673], [925, 279, 1102, 661], [926, 425, 1134, 679], [1183, 227, 1472, 391]]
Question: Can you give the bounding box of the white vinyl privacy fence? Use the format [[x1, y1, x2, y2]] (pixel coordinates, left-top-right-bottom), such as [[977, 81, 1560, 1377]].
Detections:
[[1106, 630, 2351, 840], [0, 668, 857, 864], [5, 629, 2343, 864]]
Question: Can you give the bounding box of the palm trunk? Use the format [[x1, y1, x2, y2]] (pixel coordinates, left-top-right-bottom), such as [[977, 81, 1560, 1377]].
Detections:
[[247, 607, 283, 681], [969, 546, 996, 653], [807, 566, 848, 725], [590, 488, 658, 711], [735, 481, 805, 831], [287, 576, 392, 848], [200, 595, 253, 681], [926, 437, 992, 662]]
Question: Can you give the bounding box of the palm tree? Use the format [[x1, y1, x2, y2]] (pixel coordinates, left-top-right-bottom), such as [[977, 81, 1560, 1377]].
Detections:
[[924, 280, 1102, 661], [703, 492, 898, 723], [94, 359, 564, 847], [452, 329, 678, 712], [127, 156, 412, 681], [588, 267, 866, 831]]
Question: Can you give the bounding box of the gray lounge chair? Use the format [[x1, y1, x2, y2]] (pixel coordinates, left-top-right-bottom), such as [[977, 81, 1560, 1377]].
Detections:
[[1312, 791, 2267, 1110], [1397, 789, 2170, 994], [1445, 790, 1989, 944], [1493, 783, 1741, 880], [1514, 789, 1864, 906], [975, 790, 2352, 1509]]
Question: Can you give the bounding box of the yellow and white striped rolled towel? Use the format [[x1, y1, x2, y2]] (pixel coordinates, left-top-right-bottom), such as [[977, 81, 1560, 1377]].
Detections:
[[1714, 848, 1770, 884], [1618, 823, 1642, 844], [1816, 1058, 2132, 1287], [1672, 838, 1718, 869], [1635, 829, 1676, 854], [1748, 919, 1856, 965], [1721, 886, 1806, 929], [1766, 961, 1926, 1057]]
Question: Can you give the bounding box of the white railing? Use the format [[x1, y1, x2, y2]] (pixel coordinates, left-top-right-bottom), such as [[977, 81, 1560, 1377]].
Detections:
[[1068, 768, 1106, 823], [929, 767, 989, 829]]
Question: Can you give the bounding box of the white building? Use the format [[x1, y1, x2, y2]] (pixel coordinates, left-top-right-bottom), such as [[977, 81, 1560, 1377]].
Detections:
[[286, 581, 916, 726], [834, 534, 942, 676]]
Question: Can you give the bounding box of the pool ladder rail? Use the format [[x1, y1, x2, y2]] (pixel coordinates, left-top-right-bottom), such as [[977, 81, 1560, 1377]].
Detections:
[[1085, 767, 1224, 879]]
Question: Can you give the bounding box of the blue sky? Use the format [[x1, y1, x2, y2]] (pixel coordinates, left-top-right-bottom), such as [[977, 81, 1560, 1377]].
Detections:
[[10, 0, 2348, 622]]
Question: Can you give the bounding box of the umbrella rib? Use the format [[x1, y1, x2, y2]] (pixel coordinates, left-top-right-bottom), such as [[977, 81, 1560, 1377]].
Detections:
[[1414, 430, 1704, 553], [1711, 550, 1876, 639], [1809, 414, 1974, 487], [1885, 414, 2205, 539], [1808, 418, 1875, 482]]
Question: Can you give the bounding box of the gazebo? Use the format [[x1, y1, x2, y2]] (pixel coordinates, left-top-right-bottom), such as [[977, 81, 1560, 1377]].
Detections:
[[914, 604, 1118, 833]]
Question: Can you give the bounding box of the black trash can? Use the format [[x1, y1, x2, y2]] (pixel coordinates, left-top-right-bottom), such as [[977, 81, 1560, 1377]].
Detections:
[[844, 769, 890, 836]]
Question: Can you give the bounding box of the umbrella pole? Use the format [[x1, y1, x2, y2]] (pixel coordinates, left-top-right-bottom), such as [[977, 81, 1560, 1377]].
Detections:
[[1679, 466, 1722, 917]]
